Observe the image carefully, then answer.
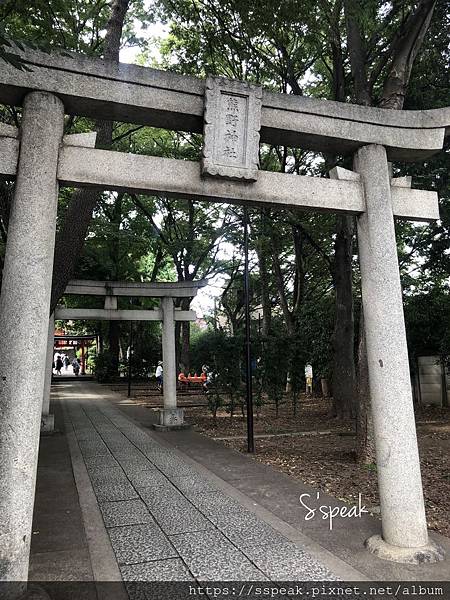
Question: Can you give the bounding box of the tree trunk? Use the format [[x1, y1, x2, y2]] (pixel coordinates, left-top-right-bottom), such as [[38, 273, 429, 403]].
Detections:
[[255, 210, 272, 337], [379, 0, 437, 110], [50, 0, 130, 312], [108, 321, 120, 376], [331, 214, 356, 419], [107, 192, 124, 373]]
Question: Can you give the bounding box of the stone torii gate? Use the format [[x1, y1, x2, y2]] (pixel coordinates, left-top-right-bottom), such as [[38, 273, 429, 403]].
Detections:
[[0, 47, 449, 588], [51, 279, 205, 429]]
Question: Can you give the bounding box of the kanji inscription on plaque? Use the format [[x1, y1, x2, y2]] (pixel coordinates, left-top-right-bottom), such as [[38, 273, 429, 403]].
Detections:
[[202, 76, 262, 181]]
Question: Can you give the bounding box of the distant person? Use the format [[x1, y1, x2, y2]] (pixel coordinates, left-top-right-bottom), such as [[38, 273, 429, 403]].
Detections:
[[155, 361, 163, 392], [63, 355, 70, 371], [202, 364, 213, 394], [72, 357, 80, 376], [55, 356, 63, 375]]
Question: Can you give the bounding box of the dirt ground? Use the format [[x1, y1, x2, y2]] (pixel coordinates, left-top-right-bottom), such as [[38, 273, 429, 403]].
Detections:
[[182, 395, 450, 538]]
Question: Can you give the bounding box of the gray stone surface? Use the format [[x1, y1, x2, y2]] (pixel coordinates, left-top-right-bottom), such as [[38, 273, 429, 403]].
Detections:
[[134, 441, 163, 453], [89, 467, 129, 486], [0, 135, 19, 176], [162, 297, 177, 412], [127, 469, 170, 489], [57, 146, 439, 222], [78, 439, 110, 457], [0, 47, 448, 159], [150, 455, 200, 478], [365, 534, 445, 565], [121, 558, 193, 581], [355, 144, 438, 556], [220, 519, 288, 550], [108, 524, 177, 565], [112, 448, 146, 461], [246, 542, 336, 581], [202, 76, 262, 181], [188, 491, 246, 524], [146, 496, 214, 536], [169, 475, 218, 497], [93, 481, 138, 503], [0, 91, 64, 582], [122, 561, 195, 600], [84, 454, 119, 471], [65, 278, 206, 298], [99, 499, 154, 528], [157, 407, 185, 428], [54, 307, 197, 321], [140, 446, 174, 459], [169, 530, 266, 580], [138, 484, 184, 509]]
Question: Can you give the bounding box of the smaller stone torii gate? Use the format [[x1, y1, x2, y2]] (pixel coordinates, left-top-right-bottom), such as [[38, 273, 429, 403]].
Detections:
[[0, 47, 449, 590], [48, 279, 204, 430]]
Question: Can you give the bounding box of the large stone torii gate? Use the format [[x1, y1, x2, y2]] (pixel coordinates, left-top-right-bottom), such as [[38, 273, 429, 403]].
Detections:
[[0, 47, 449, 587]]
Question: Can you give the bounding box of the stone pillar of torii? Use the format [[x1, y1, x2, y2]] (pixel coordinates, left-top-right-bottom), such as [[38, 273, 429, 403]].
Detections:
[[0, 50, 448, 589]]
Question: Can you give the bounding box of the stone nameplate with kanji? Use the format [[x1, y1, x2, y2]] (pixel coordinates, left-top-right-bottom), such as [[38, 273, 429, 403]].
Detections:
[[202, 76, 262, 181]]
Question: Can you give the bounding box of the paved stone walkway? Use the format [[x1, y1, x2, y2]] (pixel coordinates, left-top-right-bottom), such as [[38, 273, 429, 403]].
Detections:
[[63, 386, 337, 591]]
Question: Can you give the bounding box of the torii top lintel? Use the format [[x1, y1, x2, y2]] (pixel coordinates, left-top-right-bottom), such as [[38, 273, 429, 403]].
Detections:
[[0, 47, 449, 162], [65, 279, 207, 298]]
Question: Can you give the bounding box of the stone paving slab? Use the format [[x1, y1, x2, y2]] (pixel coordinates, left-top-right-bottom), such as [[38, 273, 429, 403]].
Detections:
[[103, 441, 140, 453], [245, 542, 336, 581], [169, 530, 267, 581], [128, 469, 173, 489], [109, 523, 178, 565], [93, 481, 139, 503], [100, 499, 155, 528], [144, 495, 215, 536], [89, 467, 129, 486], [84, 454, 119, 471], [118, 457, 156, 473], [112, 448, 147, 461], [78, 440, 110, 457], [169, 475, 218, 497], [188, 491, 250, 525], [138, 483, 184, 508], [120, 558, 193, 582], [221, 520, 289, 550]]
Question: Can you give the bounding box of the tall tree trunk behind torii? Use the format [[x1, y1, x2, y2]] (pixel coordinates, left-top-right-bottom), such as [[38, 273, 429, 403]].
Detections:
[[50, 0, 130, 312], [255, 208, 272, 337], [343, 0, 437, 462], [332, 214, 356, 419], [329, 4, 357, 420]]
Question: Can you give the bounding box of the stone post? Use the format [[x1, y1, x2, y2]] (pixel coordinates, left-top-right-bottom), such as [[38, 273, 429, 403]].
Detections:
[[0, 91, 64, 589], [41, 313, 55, 433], [355, 144, 443, 564], [155, 296, 186, 429]]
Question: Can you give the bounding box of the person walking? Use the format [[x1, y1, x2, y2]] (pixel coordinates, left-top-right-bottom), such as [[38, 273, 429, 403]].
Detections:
[[63, 355, 70, 371], [72, 357, 80, 376], [55, 355, 63, 375], [155, 361, 163, 393]]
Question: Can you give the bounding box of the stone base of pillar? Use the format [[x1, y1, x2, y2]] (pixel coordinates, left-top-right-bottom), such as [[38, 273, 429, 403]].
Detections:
[[40, 413, 55, 434], [365, 534, 445, 564], [152, 408, 192, 431]]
